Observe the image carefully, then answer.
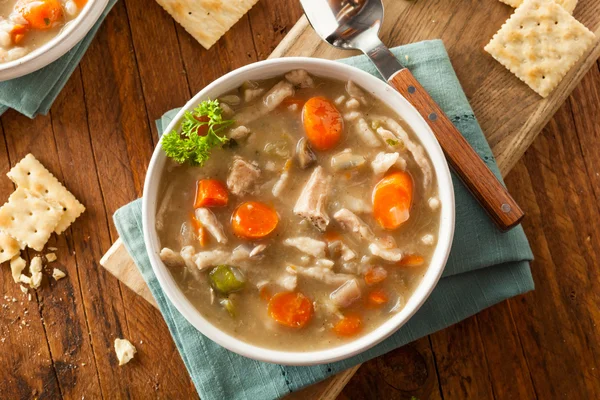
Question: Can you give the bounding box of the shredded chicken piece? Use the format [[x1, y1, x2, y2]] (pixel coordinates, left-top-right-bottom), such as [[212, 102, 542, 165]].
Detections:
[[243, 87, 265, 102], [330, 279, 361, 308], [229, 125, 251, 140], [371, 152, 401, 176], [341, 194, 372, 214], [286, 265, 354, 285], [369, 243, 403, 262], [345, 98, 360, 109], [343, 111, 361, 122], [375, 126, 400, 150], [340, 242, 357, 261], [194, 250, 230, 270], [355, 118, 382, 148], [285, 69, 314, 88], [195, 208, 228, 244], [293, 166, 332, 232], [345, 81, 369, 105], [227, 157, 261, 196], [277, 273, 298, 291], [377, 116, 433, 190], [334, 95, 346, 105], [160, 248, 185, 268], [333, 208, 376, 242], [283, 237, 327, 258], [263, 81, 295, 111], [272, 160, 292, 197], [249, 244, 267, 258]]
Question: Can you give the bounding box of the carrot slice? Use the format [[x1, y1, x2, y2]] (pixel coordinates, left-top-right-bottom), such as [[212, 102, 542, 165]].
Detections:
[[259, 286, 272, 302], [333, 314, 362, 337], [16, 0, 62, 30], [372, 171, 413, 230], [194, 179, 228, 208], [232, 201, 279, 239], [364, 266, 388, 285], [367, 289, 388, 307], [10, 24, 28, 44], [302, 96, 343, 151], [190, 213, 208, 247], [398, 254, 425, 267], [268, 292, 313, 328], [193, 115, 210, 136]]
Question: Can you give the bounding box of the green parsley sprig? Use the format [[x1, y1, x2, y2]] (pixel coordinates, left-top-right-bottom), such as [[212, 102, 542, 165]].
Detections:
[[161, 100, 234, 166]]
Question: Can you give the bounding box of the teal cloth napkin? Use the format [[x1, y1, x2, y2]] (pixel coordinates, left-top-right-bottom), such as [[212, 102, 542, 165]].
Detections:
[[0, 0, 117, 118], [114, 39, 534, 400]]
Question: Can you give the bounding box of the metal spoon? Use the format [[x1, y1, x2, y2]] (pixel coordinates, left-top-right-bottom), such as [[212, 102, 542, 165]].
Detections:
[[300, 0, 524, 231]]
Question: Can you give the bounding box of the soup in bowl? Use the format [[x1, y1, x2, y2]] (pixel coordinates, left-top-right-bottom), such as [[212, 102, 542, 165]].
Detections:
[[0, 0, 107, 80], [143, 58, 455, 365]]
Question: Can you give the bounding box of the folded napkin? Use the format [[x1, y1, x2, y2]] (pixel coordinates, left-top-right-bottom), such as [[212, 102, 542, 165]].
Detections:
[[114, 39, 534, 400], [0, 0, 117, 118]]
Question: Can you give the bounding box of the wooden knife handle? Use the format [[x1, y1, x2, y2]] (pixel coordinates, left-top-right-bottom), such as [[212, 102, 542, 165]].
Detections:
[[389, 69, 524, 231]]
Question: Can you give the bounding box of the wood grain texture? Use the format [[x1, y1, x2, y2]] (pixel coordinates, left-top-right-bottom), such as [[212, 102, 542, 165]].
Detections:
[[390, 69, 524, 230], [1, 0, 600, 399]]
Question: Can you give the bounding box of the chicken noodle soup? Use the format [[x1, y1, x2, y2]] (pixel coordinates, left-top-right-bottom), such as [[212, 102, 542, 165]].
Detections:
[[0, 0, 88, 63], [156, 70, 441, 351]]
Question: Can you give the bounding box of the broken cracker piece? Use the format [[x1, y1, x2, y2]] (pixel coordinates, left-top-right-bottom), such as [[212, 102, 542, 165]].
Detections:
[[52, 268, 66, 281], [485, 0, 595, 97], [46, 253, 57, 263], [30, 256, 43, 289], [114, 338, 137, 366], [156, 0, 259, 49], [498, 0, 578, 14], [19, 274, 31, 285], [0, 188, 64, 251], [8, 154, 85, 234], [10, 256, 26, 283], [0, 232, 21, 264]]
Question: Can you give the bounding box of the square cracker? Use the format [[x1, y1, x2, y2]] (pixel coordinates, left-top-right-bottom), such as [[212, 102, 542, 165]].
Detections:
[[498, 0, 578, 14], [156, 0, 259, 49], [485, 0, 595, 97], [0, 232, 20, 264], [0, 188, 64, 251], [8, 154, 85, 234]]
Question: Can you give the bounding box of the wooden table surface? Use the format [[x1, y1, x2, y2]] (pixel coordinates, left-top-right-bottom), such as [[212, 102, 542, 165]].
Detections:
[[1, 0, 599, 399]]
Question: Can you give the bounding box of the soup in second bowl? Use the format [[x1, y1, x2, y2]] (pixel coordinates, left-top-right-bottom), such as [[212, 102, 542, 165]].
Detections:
[[156, 70, 441, 351], [0, 0, 88, 63]]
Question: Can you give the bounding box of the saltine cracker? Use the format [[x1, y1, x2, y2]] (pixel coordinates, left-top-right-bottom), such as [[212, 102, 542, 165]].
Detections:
[[0, 188, 64, 251], [8, 154, 85, 234], [155, 0, 259, 49], [498, 0, 578, 14], [485, 0, 595, 97]]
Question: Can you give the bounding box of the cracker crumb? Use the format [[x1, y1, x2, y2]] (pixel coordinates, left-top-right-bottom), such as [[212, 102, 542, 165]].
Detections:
[[52, 268, 66, 281], [47, 247, 58, 251], [19, 285, 27, 294], [114, 338, 137, 366], [45, 252, 57, 263], [29, 256, 43, 289], [421, 234, 435, 246]]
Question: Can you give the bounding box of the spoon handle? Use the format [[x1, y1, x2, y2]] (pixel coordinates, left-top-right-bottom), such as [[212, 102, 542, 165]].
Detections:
[[389, 69, 524, 231]]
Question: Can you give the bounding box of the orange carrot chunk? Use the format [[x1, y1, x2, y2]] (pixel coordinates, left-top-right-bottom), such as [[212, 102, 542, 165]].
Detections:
[[16, 0, 62, 30], [194, 179, 228, 208], [367, 289, 388, 307], [268, 292, 313, 328], [190, 213, 209, 247], [302, 96, 343, 151], [323, 230, 342, 242], [259, 286, 272, 302], [398, 254, 425, 267], [10, 24, 28, 44], [333, 314, 362, 337], [73, 0, 87, 8], [364, 266, 388, 285], [372, 171, 413, 230], [232, 201, 279, 240]]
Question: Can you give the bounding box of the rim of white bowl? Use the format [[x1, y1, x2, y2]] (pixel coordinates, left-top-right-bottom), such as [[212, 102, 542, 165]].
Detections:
[[0, 0, 109, 81], [142, 57, 455, 366]]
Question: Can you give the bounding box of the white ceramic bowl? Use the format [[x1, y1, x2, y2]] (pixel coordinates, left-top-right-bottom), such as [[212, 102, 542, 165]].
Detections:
[[0, 0, 109, 81], [142, 58, 455, 366]]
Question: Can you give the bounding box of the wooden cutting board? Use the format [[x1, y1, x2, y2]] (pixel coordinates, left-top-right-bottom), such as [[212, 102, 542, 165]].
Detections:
[[100, 0, 600, 398]]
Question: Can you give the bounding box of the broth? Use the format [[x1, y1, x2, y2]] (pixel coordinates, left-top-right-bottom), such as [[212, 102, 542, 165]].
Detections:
[[156, 71, 441, 351], [0, 0, 88, 63]]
